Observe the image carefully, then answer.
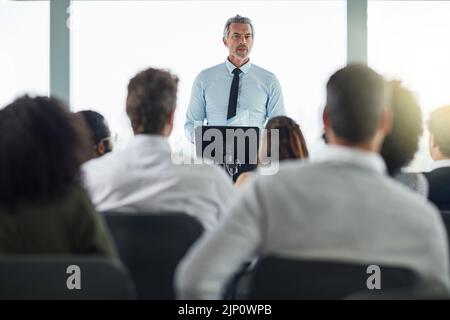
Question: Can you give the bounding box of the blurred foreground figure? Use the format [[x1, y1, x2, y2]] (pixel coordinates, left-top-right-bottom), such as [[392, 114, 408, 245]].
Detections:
[[176, 65, 449, 299], [0, 95, 117, 255]]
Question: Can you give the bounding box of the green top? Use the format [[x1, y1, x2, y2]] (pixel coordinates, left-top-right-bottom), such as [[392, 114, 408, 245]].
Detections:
[[0, 186, 117, 256]]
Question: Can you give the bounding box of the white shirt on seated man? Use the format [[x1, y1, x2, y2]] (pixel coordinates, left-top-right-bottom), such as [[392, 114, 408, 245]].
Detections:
[[82, 68, 235, 231], [175, 64, 450, 299]]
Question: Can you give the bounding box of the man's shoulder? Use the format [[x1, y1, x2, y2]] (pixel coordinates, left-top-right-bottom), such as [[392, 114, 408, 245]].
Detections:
[[253, 160, 312, 187], [352, 167, 438, 217], [257, 161, 431, 199], [250, 63, 278, 79], [198, 63, 226, 77], [383, 175, 434, 207], [175, 162, 233, 182], [82, 150, 123, 176], [260, 161, 438, 212], [274, 160, 330, 177]]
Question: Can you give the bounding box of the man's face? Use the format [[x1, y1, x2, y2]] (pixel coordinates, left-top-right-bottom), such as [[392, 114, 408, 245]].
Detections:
[[223, 23, 253, 61]]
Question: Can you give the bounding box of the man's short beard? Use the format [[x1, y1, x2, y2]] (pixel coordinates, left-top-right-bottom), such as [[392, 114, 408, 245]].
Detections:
[[235, 51, 248, 59]]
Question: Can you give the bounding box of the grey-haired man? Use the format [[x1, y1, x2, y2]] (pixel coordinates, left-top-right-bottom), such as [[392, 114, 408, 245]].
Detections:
[[184, 15, 286, 143]]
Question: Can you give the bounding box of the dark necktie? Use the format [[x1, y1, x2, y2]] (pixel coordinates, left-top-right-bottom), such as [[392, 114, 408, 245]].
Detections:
[[227, 68, 242, 119]]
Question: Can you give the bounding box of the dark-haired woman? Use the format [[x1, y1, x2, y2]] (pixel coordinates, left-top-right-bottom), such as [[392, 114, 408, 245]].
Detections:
[[0, 95, 116, 255]]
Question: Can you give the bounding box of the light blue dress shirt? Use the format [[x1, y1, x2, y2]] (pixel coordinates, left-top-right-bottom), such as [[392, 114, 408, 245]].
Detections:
[[184, 59, 286, 143]]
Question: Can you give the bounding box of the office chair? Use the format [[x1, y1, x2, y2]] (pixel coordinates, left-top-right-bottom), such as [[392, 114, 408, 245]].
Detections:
[[0, 256, 136, 299], [241, 256, 419, 299], [103, 212, 204, 299]]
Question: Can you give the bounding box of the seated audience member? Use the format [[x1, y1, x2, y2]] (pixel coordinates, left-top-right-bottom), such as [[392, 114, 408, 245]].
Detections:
[[235, 115, 309, 188], [425, 105, 450, 210], [175, 65, 449, 299], [82, 68, 235, 231], [0, 95, 117, 255], [77, 110, 114, 160], [380, 80, 428, 196]]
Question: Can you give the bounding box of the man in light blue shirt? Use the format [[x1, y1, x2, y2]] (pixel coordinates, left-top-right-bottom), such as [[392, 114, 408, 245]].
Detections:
[[184, 15, 286, 143]]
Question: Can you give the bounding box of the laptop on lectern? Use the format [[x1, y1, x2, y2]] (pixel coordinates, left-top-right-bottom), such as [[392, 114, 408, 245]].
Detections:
[[194, 125, 260, 181]]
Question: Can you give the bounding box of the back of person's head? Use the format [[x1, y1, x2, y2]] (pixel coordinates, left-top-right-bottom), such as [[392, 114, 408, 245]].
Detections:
[[325, 64, 387, 144], [77, 110, 113, 158], [264, 116, 309, 161], [380, 81, 423, 176], [428, 105, 450, 159], [0, 95, 90, 205], [126, 67, 179, 135]]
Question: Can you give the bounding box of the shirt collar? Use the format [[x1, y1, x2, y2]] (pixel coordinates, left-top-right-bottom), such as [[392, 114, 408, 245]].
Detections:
[[128, 134, 171, 152], [431, 159, 450, 170], [312, 144, 386, 174], [225, 58, 251, 75]]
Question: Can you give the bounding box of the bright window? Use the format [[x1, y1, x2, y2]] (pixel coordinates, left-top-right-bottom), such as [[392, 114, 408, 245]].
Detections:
[[0, 1, 49, 108], [369, 0, 450, 171], [71, 0, 346, 153]]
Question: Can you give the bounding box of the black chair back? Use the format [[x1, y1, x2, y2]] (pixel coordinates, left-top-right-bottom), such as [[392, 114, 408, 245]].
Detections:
[[0, 256, 136, 299], [246, 256, 418, 299], [440, 210, 450, 232], [440, 210, 450, 254], [103, 212, 204, 299]]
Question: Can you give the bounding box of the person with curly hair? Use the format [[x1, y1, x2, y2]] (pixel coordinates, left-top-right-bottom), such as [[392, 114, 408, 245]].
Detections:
[[380, 80, 428, 196], [0, 95, 116, 255]]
